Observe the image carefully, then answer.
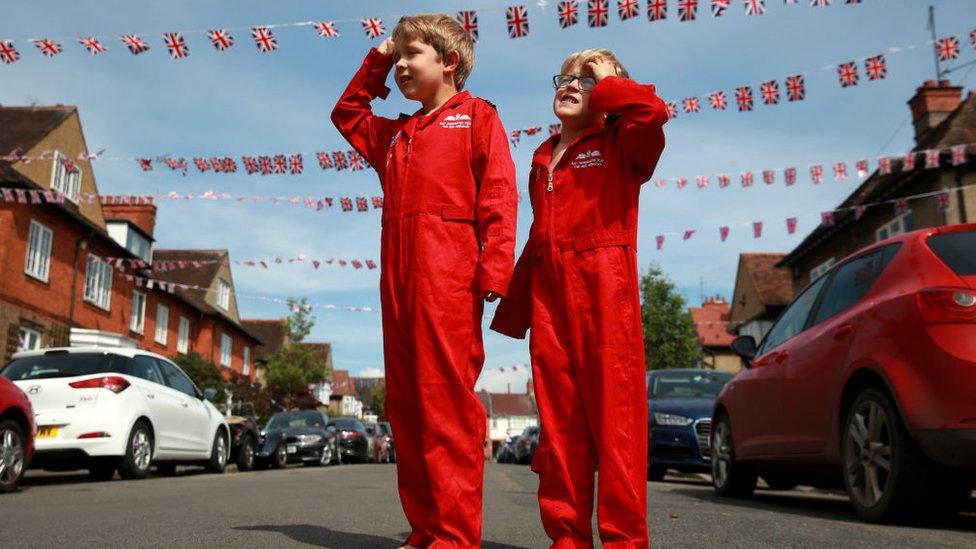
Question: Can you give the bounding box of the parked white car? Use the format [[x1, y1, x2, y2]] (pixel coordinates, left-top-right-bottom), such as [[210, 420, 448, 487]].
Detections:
[[0, 347, 228, 480]]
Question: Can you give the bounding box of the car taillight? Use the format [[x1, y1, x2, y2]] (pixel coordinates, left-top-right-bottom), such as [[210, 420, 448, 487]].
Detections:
[[916, 289, 976, 324], [69, 376, 130, 394], [78, 432, 111, 439]]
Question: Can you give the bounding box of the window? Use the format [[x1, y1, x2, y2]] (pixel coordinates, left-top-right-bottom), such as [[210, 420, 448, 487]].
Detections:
[[50, 150, 82, 202], [125, 230, 152, 263], [154, 304, 169, 345], [243, 346, 251, 376], [177, 316, 190, 354], [811, 248, 898, 326], [927, 230, 976, 276], [17, 326, 41, 351], [876, 211, 914, 242], [217, 279, 230, 310], [220, 334, 232, 367], [83, 254, 113, 310], [128, 355, 165, 386], [157, 359, 199, 398], [24, 220, 53, 282], [758, 275, 830, 354], [809, 257, 836, 282], [130, 291, 146, 334]]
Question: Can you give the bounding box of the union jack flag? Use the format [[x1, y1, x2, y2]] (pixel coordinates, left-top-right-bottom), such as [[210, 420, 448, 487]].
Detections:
[[683, 230, 695, 240], [785, 167, 797, 185], [510, 130, 521, 146], [951, 144, 967, 166], [902, 152, 915, 171], [355, 198, 368, 212], [242, 156, 258, 174], [786, 74, 805, 101], [315, 21, 339, 38], [121, 34, 150, 55], [340, 198, 353, 212], [786, 217, 798, 234], [878, 156, 891, 175], [194, 158, 211, 172], [655, 235, 665, 250], [558, 1, 580, 27], [665, 101, 678, 119], [935, 36, 960, 61], [251, 27, 278, 52], [753, 222, 763, 239], [735, 86, 753, 111], [696, 176, 709, 188], [676, 177, 687, 189], [259, 156, 273, 175], [856, 159, 869, 178], [720, 226, 730, 242], [741, 171, 754, 187], [223, 158, 237, 172], [618, 0, 640, 20], [810, 0, 831, 6], [290, 154, 304, 174], [864, 54, 886, 80], [760, 80, 779, 105], [711, 0, 730, 17], [0, 41, 20, 64], [708, 91, 727, 110], [207, 29, 234, 51], [163, 32, 189, 59], [937, 192, 950, 211], [837, 61, 859, 87], [810, 164, 823, 184], [682, 97, 701, 113], [894, 198, 909, 216], [744, 0, 766, 16], [648, 0, 668, 21], [78, 36, 107, 55], [31, 39, 63, 57], [588, 0, 609, 27], [718, 174, 730, 187], [349, 151, 367, 171], [924, 149, 940, 169], [456, 11, 479, 41], [549, 123, 562, 135], [333, 151, 348, 170], [762, 170, 775, 184], [677, 0, 698, 21], [272, 155, 287, 174], [316, 152, 332, 170], [971, 30, 976, 50], [210, 157, 223, 172], [833, 162, 848, 180], [137, 159, 153, 171], [507, 6, 530, 38], [361, 18, 387, 39], [371, 197, 383, 209]]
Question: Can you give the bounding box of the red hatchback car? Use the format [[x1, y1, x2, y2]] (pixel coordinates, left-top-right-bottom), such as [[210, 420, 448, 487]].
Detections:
[[713, 223, 976, 522], [0, 374, 34, 493]]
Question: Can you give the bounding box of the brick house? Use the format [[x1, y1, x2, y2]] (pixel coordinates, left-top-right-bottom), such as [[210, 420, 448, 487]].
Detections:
[[0, 104, 260, 379], [728, 253, 794, 342], [779, 80, 975, 290], [329, 369, 363, 418], [480, 390, 539, 454], [689, 296, 742, 372]]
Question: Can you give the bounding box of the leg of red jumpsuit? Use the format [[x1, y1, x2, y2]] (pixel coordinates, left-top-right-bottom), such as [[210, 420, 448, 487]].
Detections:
[[530, 257, 599, 549], [566, 247, 649, 549]]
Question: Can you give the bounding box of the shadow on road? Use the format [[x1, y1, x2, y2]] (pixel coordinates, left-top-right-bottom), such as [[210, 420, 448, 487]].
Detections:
[[235, 524, 527, 548]]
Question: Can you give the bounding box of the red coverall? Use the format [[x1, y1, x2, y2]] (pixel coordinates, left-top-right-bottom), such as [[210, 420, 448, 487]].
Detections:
[[491, 76, 668, 548], [332, 49, 517, 548]]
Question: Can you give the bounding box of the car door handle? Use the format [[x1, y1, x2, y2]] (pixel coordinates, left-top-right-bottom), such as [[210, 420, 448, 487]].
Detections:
[[834, 324, 854, 340]]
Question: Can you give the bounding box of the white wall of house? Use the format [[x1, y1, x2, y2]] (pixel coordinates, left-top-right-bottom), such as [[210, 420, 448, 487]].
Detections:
[[489, 415, 538, 441]]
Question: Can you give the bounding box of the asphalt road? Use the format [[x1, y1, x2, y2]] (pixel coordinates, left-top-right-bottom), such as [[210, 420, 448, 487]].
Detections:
[[4, 463, 974, 548]]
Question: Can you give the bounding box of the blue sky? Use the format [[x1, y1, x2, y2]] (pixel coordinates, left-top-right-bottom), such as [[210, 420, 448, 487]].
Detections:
[[3, 0, 975, 391]]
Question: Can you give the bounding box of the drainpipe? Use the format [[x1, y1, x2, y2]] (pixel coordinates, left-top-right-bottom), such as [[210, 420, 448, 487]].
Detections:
[[67, 235, 90, 341], [956, 170, 968, 223]]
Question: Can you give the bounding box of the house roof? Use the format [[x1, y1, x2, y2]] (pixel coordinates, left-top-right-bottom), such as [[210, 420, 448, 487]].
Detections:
[[781, 91, 976, 267], [330, 369, 357, 397], [740, 253, 793, 307], [690, 301, 735, 348], [301, 342, 332, 368], [241, 319, 287, 361], [489, 393, 537, 417], [0, 106, 76, 183]]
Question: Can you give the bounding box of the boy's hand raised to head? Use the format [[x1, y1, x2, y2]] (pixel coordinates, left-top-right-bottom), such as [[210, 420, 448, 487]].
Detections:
[[586, 57, 618, 82], [377, 37, 395, 57]]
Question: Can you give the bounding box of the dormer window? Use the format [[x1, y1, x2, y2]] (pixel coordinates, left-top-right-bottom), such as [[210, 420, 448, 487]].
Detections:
[[217, 279, 230, 310], [50, 150, 82, 203]]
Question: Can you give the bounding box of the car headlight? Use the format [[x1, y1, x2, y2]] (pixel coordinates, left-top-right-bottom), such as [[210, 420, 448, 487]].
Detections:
[[299, 434, 323, 443], [654, 412, 693, 426]]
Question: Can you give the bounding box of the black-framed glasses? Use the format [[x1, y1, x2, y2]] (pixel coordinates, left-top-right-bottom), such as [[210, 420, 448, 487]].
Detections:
[[553, 74, 597, 91]]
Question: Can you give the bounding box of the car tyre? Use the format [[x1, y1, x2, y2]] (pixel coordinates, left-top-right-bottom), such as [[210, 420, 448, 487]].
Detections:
[[271, 443, 288, 469], [117, 421, 153, 480], [236, 435, 255, 472], [204, 430, 228, 474], [761, 473, 798, 491], [0, 420, 27, 493], [711, 414, 757, 498]]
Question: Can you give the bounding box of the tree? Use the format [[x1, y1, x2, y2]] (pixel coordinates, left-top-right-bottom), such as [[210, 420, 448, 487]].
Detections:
[[263, 297, 331, 408], [174, 351, 227, 403], [640, 264, 702, 370], [369, 381, 386, 421]]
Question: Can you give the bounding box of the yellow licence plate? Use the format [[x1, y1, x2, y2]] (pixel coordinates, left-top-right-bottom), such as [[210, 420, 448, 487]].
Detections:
[[36, 426, 59, 439]]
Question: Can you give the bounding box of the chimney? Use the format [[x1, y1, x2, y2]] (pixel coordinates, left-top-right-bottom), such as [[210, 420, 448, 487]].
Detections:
[[527, 378, 535, 396], [908, 80, 963, 143], [102, 202, 157, 239]]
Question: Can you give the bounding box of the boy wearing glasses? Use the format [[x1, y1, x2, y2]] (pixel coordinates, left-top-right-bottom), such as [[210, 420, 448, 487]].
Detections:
[[331, 13, 517, 549], [491, 49, 669, 548]]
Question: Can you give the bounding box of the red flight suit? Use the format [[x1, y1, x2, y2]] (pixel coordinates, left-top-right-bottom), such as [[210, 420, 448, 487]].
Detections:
[[491, 75, 669, 549], [332, 49, 517, 548]]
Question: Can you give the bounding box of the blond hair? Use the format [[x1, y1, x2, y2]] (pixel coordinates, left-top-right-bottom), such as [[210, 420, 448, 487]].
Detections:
[[392, 13, 475, 90], [559, 48, 630, 79]]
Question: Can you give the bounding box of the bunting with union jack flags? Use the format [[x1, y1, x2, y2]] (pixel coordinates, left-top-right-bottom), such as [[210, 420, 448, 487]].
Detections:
[[935, 35, 960, 61], [744, 0, 766, 16], [31, 39, 63, 57], [683, 97, 701, 113], [207, 29, 234, 51], [618, 0, 640, 20], [837, 61, 859, 87], [0, 41, 20, 64], [786, 74, 805, 101], [711, 0, 730, 17], [708, 91, 728, 110], [163, 32, 189, 59], [735, 86, 754, 111], [121, 34, 150, 55], [361, 18, 386, 39], [864, 54, 887, 80], [760, 80, 780, 105], [314, 21, 339, 38], [78, 36, 107, 55], [677, 0, 699, 21], [648, 0, 668, 21], [251, 27, 278, 52], [456, 11, 479, 42], [587, 0, 610, 27], [506, 6, 530, 38], [558, 1, 580, 27]]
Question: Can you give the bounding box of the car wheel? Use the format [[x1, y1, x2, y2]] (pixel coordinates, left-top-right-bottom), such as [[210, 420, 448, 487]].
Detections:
[[118, 421, 153, 480], [0, 420, 27, 493], [648, 464, 667, 482], [842, 388, 967, 522], [761, 473, 798, 491], [156, 462, 177, 476], [333, 444, 342, 466], [204, 430, 228, 474], [271, 444, 288, 469], [236, 435, 255, 472], [319, 442, 333, 466], [711, 414, 757, 498]]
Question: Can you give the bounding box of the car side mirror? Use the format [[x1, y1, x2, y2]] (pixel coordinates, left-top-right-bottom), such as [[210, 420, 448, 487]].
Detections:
[[203, 387, 217, 401], [731, 335, 758, 363]]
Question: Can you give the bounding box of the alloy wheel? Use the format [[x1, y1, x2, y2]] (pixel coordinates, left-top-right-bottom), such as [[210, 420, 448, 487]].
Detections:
[[845, 400, 893, 508], [132, 429, 152, 471], [712, 421, 732, 488], [0, 427, 25, 486]]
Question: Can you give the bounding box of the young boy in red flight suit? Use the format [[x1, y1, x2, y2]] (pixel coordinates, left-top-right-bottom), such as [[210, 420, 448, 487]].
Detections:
[[331, 13, 517, 549], [491, 49, 669, 548]]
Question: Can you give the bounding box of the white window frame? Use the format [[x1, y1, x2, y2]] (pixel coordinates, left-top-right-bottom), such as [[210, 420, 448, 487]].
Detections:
[[876, 211, 914, 242], [809, 257, 836, 282], [17, 326, 41, 351], [220, 333, 232, 367], [217, 279, 230, 310], [83, 254, 113, 310], [130, 291, 146, 334], [24, 220, 53, 282], [243, 346, 251, 376], [154, 304, 169, 345], [50, 150, 82, 203], [177, 316, 190, 354]]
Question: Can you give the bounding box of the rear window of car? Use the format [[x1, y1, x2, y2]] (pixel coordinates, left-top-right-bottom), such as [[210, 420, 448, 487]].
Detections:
[[928, 231, 976, 275], [330, 418, 364, 431], [1, 352, 120, 380]]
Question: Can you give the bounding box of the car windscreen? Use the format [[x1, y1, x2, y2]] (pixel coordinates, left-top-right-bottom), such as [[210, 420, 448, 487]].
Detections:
[[379, 423, 392, 435], [649, 371, 733, 399], [267, 411, 325, 430], [330, 418, 363, 431], [927, 231, 976, 276], [1, 352, 118, 380]]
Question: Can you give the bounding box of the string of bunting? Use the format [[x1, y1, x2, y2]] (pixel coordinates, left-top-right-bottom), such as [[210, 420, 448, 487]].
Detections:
[[102, 254, 378, 271], [0, 0, 895, 65]]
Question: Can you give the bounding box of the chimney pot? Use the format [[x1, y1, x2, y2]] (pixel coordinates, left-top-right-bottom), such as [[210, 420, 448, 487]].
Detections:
[[908, 80, 963, 143]]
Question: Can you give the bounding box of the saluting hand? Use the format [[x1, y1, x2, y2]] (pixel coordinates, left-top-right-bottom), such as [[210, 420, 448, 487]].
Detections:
[[586, 57, 618, 82], [377, 37, 395, 57]]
